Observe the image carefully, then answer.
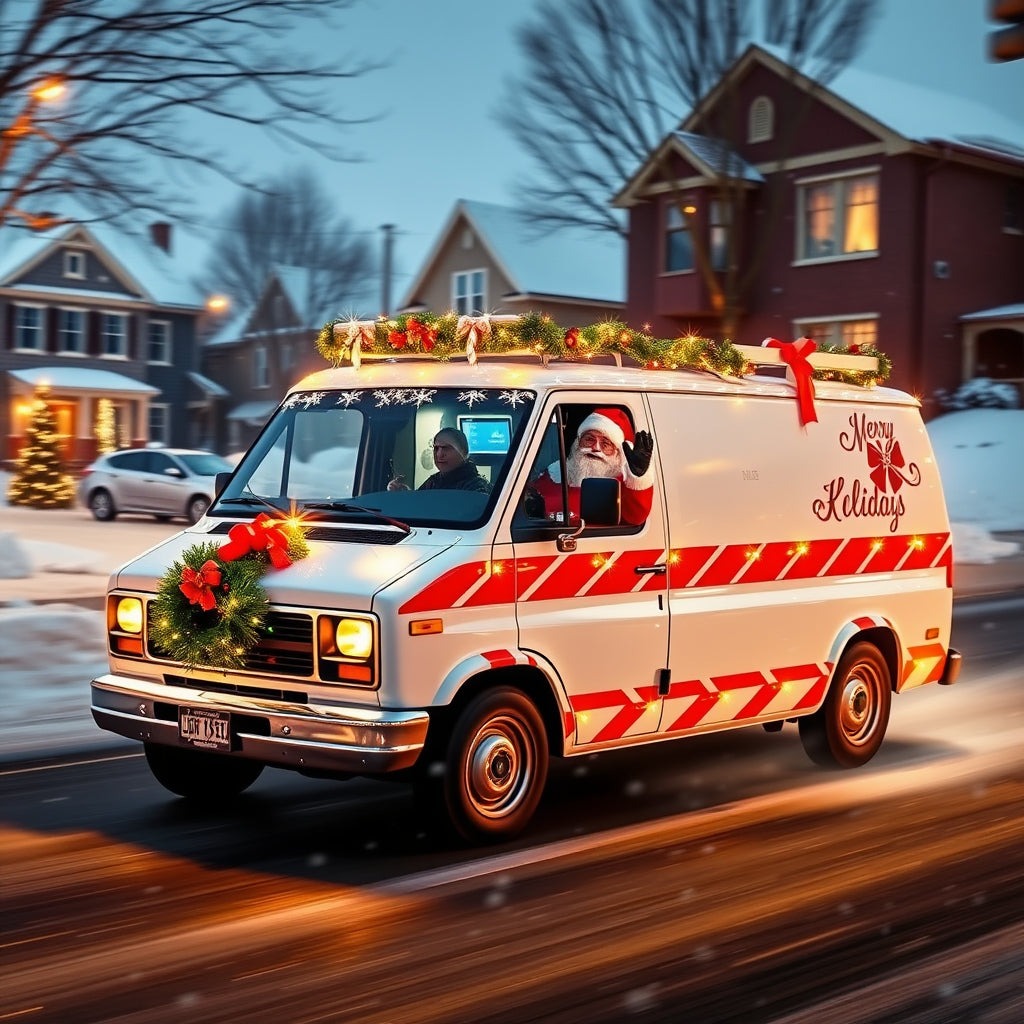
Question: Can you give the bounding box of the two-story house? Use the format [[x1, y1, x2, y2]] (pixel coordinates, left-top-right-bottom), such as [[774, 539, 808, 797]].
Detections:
[[399, 199, 624, 325], [201, 265, 348, 453], [0, 215, 210, 467], [613, 44, 1024, 411]]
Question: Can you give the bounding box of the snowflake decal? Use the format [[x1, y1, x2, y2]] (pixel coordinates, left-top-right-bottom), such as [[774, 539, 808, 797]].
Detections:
[[335, 391, 364, 408], [499, 389, 532, 408], [458, 389, 488, 408], [283, 391, 327, 410], [408, 388, 437, 407], [373, 389, 395, 407]]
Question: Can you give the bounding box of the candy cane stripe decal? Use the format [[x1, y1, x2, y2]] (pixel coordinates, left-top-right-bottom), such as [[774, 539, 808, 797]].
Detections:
[[399, 532, 952, 614]]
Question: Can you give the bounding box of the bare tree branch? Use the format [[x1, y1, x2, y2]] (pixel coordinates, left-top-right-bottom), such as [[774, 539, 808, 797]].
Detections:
[[202, 165, 376, 322], [0, 0, 383, 230]]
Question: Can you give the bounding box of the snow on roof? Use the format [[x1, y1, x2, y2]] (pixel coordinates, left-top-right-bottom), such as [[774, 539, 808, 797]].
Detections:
[[187, 371, 229, 398], [960, 303, 1024, 321], [754, 44, 1024, 159], [673, 132, 764, 182], [405, 200, 624, 309], [0, 206, 204, 310], [203, 307, 253, 347], [8, 366, 160, 395]]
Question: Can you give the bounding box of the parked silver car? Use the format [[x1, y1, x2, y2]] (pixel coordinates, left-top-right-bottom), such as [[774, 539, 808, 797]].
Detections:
[[78, 448, 233, 524]]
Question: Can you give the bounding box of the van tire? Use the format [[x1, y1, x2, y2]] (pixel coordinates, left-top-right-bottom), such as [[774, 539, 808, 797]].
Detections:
[[799, 641, 891, 769], [442, 687, 548, 843], [144, 742, 264, 800]]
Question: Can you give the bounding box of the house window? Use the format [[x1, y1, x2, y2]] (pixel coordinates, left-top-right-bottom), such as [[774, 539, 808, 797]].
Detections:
[[664, 203, 694, 273], [63, 250, 86, 279], [148, 404, 170, 445], [710, 200, 730, 272], [280, 341, 294, 372], [748, 96, 774, 143], [453, 270, 486, 314], [796, 316, 878, 350], [254, 344, 269, 388], [1005, 184, 1023, 233], [976, 328, 1024, 379], [14, 305, 44, 351], [101, 313, 127, 357], [798, 172, 879, 260], [147, 320, 171, 363], [58, 309, 85, 353]]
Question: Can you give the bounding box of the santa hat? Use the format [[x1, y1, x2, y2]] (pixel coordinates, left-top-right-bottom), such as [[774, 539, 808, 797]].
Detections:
[[577, 407, 633, 449]]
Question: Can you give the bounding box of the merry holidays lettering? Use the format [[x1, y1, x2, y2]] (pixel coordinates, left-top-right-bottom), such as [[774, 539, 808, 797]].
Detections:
[[812, 413, 921, 534]]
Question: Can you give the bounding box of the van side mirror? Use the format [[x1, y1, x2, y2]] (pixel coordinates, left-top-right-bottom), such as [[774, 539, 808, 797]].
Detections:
[[215, 471, 232, 497], [580, 477, 621, 526]]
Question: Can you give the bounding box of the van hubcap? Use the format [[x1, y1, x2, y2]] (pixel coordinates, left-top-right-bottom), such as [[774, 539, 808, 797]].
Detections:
[[840, 674, 875, 742], [465, 716, 533, 818]]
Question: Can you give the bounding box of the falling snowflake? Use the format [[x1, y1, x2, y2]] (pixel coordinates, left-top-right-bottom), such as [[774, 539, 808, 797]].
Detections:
[[408, 388, 437, 407], [335, 391, 364, 408], [499, 389, 532, 408], [458, 389, 488, 408]]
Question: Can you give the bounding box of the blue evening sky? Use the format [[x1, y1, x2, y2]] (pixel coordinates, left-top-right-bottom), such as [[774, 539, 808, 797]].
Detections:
[[170, 0, 1024, 306]]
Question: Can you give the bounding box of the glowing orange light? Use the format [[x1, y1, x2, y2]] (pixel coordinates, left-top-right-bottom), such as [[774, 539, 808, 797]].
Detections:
[[910, 536, 924, 550], [871, 540, 883, 552], [32, 79, 66, 102], [206, 294, 230, 313]]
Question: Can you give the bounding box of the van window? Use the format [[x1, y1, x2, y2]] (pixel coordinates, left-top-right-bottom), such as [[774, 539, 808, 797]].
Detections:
[[216, 387, 535, 530], [521, 403, 653, 528]]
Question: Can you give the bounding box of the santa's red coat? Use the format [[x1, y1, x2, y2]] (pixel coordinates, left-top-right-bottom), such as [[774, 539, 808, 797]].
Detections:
[[530, 467, 653, 526]]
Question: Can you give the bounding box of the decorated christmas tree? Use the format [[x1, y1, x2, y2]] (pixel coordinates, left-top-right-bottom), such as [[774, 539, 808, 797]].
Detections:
[[7, 381, 76, 508], [95, 397, 117, 454]]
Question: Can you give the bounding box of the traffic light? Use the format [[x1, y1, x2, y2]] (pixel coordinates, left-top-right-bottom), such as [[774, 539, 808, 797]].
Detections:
[[990, 0, 1024, 61]]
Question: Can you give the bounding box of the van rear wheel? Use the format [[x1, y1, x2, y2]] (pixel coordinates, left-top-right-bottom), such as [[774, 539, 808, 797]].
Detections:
[[799, 641, 891, 769], [144, 742, 264, 800], [443, 688, 548, 844]]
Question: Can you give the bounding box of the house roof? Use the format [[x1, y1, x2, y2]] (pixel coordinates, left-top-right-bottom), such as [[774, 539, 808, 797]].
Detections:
[[960, 302, 1024, 322], [7, 366, 160, 395], [617, 44, 1024, 206], [400, 199, 625, 310], [187, 371, 230, 398], [673, 132, 764, 182], [0, 208, 204, 310]]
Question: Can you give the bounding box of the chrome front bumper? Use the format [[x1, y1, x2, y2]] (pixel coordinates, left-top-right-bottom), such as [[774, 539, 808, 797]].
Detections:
[[90, 673, 429, 774]]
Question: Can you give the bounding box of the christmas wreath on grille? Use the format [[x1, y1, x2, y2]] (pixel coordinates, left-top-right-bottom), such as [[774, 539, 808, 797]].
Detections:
[[150, 513, 309, 670]]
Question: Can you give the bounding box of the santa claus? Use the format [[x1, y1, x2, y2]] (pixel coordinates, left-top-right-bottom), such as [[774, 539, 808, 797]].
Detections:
[[528, 407, 655, 526]]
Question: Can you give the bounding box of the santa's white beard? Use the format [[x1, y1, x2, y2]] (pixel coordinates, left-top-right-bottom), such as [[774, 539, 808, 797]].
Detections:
[[566, 444, 623, 487]]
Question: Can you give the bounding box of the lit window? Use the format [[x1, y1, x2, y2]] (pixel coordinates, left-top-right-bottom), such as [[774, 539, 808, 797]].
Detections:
[[58, 309, 85, 353], [798, 317, 878, 349], [101, 313, 127, 357], [453, 270, 486, 314], [748, 96, 774, 143], [665, 203, 694, 273], [147, 320, 171, 363], [14, 306, 43, 350], [798, 173, 878, 260]]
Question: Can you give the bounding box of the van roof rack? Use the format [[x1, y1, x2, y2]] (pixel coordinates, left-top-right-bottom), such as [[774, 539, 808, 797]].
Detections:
[[317, 314, 885, 385]]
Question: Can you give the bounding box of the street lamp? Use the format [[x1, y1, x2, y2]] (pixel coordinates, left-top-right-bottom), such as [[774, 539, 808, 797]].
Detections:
[[0, 76, 67, 182]]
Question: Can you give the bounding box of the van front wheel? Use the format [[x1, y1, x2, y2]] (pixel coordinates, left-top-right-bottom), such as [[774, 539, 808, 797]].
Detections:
[[444, 688, 548, 844], [799, 641, 891, 769]]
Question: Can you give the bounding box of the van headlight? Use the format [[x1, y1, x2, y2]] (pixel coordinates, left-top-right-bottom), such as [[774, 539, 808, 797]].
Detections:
[[318, 614, 377, 686], [116, 597, 144, 633]]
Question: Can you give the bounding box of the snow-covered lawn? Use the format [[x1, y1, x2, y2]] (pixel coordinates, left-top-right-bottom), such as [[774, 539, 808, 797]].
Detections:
[[0, 408, 1021, 760]]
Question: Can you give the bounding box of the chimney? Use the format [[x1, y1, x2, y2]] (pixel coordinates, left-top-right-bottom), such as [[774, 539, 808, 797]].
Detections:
[[150, 221, 172, 253]]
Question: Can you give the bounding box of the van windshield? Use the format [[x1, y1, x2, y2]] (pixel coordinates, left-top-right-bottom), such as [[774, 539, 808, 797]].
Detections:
[[213, 386, 536, 529]]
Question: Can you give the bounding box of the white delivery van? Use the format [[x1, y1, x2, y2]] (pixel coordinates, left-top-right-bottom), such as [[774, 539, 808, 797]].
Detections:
[[92, 338, 960, 843]]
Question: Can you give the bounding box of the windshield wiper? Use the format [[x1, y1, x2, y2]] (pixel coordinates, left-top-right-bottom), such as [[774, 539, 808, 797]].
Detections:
[[218, 496, 274, 506], [304, 501, 412, 535]]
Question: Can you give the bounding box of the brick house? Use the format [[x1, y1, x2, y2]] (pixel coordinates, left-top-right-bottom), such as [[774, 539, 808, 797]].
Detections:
[[399, 199, 624, 326], [0, 216, 209, 467], [613, 44, 1024, 412]]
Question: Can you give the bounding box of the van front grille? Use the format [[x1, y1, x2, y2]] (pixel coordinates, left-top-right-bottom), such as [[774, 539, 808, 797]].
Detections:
[[146, 605, 315, 678]]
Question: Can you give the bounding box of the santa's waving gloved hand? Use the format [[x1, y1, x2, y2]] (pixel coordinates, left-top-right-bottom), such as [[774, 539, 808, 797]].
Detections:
[[623, 429, 654, 477]]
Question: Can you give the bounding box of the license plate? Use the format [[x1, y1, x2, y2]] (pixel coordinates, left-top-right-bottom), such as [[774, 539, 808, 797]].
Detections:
[[178, 707, 231, 751]]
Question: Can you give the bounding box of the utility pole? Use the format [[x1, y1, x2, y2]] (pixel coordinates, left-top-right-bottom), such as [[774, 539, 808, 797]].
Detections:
[[380, 223, 396, 315]]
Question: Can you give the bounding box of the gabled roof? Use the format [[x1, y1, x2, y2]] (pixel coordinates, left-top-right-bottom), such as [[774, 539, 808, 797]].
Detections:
[[0, 206, 204, 310], [617, 43, 1024, 207], [400, 199, 624, 310]]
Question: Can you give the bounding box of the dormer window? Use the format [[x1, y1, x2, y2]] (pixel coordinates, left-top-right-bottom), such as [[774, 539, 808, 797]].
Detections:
[[63, 250, 86, 279], [748, 96, 774, 144]]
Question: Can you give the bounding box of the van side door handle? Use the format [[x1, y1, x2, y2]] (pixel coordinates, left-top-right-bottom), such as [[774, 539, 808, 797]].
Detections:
[[634, 564, 666, 575]]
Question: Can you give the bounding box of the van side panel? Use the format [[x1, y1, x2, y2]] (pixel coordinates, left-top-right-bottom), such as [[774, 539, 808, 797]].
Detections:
[[647, 390, 952, 738]]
